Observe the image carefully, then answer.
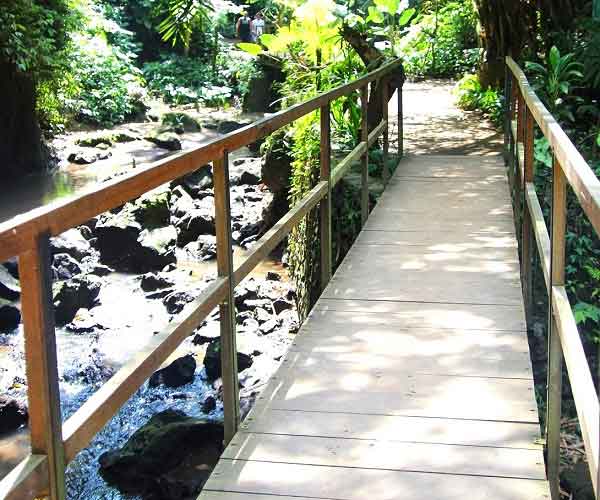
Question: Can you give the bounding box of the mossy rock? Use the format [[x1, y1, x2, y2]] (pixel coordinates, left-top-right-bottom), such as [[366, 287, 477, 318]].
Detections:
[[76, 135, 114, 148], [144, 133, 182, 151], [161, 112, 202, 134], [132, 187, 171, 228]]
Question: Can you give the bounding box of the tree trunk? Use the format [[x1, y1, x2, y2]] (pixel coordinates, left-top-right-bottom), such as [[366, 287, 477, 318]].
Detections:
[[0, 63, 48, 182]]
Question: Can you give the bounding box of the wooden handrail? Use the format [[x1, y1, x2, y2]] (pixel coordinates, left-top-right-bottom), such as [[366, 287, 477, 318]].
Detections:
[[505, 56, 600, 500], [0, 58, 404, 500]]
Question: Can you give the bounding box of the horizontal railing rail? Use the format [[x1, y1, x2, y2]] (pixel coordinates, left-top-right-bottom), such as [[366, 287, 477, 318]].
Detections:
[[505, 56, 600, 500], [0, 58, 404, 500]]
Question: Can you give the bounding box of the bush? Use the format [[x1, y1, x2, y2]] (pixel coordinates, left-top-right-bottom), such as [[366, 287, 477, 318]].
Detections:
[[455, 74, 503, 126], [399, 0, 479, 78]]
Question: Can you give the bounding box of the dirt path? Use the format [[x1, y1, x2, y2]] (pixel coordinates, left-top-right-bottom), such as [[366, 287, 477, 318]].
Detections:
[[388, 79, 502, 156]]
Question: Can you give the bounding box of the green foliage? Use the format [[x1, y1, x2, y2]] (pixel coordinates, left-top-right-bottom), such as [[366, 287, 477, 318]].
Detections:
[[455, 74, 503, 126], [157, 0, 211, 47], [574, 19, 600, 90], [399, 0, 478, 78]]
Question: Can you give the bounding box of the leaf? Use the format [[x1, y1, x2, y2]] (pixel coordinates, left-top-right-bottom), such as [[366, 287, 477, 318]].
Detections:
[[367, 6, 385, 24], [549, 46, 560, 69], [237, 42, 263, 56], [259, 33, 275, 48], [374, 0, 399, 14], [397, 7, 415, 26]]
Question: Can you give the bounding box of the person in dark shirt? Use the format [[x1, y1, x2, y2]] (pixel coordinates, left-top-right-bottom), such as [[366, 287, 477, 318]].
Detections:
[[236, 12, 252, 42]]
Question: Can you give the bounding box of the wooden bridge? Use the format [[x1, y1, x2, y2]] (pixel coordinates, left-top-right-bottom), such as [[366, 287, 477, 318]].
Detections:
[[0, 58, 598, 500]]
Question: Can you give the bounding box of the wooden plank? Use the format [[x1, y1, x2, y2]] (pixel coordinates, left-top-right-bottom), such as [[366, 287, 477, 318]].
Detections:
[[368, 119, 387, 148], [240, 409, 543, 449], [312, 300, 526, 331], [232, 182, 327, 286], [331, 142, 366, 186], [320, 104, 332, 290], [507, 57, 600, 235], [356, 228, 517, 248], [0, 455, 48, 500], [552, 286, 599, 497], [361, 85, 369, 225], [522, 108, 535, 318], [0, 59, 403, 263], [204, 461, 551, 500], [382, 78, 390, 183], [224, 433, 546, 479], [63, 276, 228, 461], [19, 234, 65, 499], [525, 183, 551, 290], [214, 153, 239, 444], [397, 83, 403, 158]]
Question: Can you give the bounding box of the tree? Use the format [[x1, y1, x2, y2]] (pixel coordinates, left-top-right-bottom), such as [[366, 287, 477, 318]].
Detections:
[[0, 0, 80, 181]]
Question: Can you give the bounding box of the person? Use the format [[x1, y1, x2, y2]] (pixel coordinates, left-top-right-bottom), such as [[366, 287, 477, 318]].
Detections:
[[236, 12, 252, 43], [251, 12, 265, 42]]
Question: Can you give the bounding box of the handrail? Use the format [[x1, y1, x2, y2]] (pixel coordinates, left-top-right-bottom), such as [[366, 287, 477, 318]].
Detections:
[[0, 58, 404, 500], [505, 56, 600, 500]]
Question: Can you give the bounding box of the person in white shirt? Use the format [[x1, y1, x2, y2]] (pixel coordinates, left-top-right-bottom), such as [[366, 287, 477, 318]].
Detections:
[[251, 12, 265, 42]]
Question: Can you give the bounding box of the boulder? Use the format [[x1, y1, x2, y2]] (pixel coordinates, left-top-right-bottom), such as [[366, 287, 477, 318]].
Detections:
[[52, 253, 82, 280], [217, 120, 250, 134], [51, 228, 92, 261], [149, 354, 196, 388], [145, 133, 182, 151], [171, 165, 213, 196], [90, 263, 113, 277], [201, 395, 217, 413], [136, 226, 177, 273], [140, 272, 175, 292], [259, 317, 280, 335], [53, 276, 101, 325], [169, 187, 195, 219], [0, 396, 28, 434], [0, 300, 21, 333], [131, 187, 171, 228], [76, 135, 114, 148], [255, 307, 272, 324], [2, 258, 19, 279], [183, 235, 217, 262], [0, 265, 20, 301], [230, 157, 261, 186], [163, 290, 195, 315], [68, 148, 112, 165], [266, 271, 282, 281], [95, 211, 142, 267], [98, 410, 223, 497], [203, 339, 253, 380], [161, 112, 202, 133], [66, 308, 106, 334], [175, 205, 215, 247], [273, 297, 293, 315], [112, 132, 139, 143]]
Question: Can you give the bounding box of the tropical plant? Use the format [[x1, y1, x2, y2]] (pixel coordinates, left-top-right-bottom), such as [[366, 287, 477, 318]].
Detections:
[[455, 74, 503, 125]]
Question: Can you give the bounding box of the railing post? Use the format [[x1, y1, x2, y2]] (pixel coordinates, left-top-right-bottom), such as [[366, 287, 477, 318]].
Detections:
[[320, 103, 332, 291], [382, 78, 390, 184], [522, 107, 535, 321], [361, 84, 369, 226], [546, 154, 566, 500], [397, 77, 403, 159], [514, 91, 524, 237], [503, 64, 512, 163], [20, 234, 66, 500], [213, 152, 240, 444]]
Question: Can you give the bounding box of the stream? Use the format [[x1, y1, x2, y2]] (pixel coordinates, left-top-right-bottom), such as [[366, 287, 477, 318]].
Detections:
[[0, 106, 296, 499]]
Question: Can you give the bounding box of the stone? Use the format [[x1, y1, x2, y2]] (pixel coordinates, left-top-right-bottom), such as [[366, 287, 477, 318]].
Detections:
[[0, 299, 21, 333], [98, 409, 223, 497], [254, 307, 272, 324], [230, 158, 261, 186], [203, 339, 253, 381], [217, 120, 250, 134], [52, 253, 82, 280], [149, 354, 196, 388], [163, 290, 195, 315], [266, 271, 282, 281], [161, 112, 202, 133], [90, 263, 113, 277], [234, 280, 259, 310], [2, 258, 18, 278], [185, 235, 217, 261], [259, 317, 279, 335], [169, 187, 195, 218], [76, 135, 114, 148], [53, 276, 102, 325], [68, 148, 112, 164], [0, 265, 20, 301], [201, 395, 217, 413], [112, 132, 139, 143], [273, 297, 293, 315], [145, 133, 182, 151], [136, 226, 177, 273], [51, 228, 92, 260], [171, 165, 213, 196], [140, 272, 175, 292], [131, 187, 171, 228], [66, 308, 106, 334], [0, 396, 28, 434], [175, 205, 215, 247], [95, 211, 142, 267]]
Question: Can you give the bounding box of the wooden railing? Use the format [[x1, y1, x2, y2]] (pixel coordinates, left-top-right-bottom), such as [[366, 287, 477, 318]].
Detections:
[[0, 59, 404, 500], [505, 56, 600, 500]]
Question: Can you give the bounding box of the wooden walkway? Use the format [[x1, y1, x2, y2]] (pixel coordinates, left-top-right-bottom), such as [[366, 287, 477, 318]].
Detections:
[[199, 154, 550, 500]]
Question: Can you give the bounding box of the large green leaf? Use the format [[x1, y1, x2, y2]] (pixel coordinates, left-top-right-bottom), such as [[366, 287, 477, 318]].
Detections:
[[237, 42, 263, 56], [374, 0, 398, 14], [397, 7, 415, 26], [367, 6, 385, 23]]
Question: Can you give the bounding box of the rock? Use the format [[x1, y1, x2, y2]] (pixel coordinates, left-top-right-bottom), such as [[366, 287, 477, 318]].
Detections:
[[95, 211, 142, 267], [62, 349, 113, 385], [171, 165, 213, 196], [562, 461, 595, 500], [132, 187, 171, 228], [273, 297, 293, 315], [0, 396, 28, 434], [161, 112, 202, 133], [184, 235, 217, 261], [53, 276, 101, 325], [0, 265, 20, 300], [169, 186, 195, 218], [145, 133, 182, 151], [163, 290, 195, 315], [99, 410, 223, 496], [76, 135, 113, 148], [278, 308, 299, 333], [230, 157, 261, 186], [261, 134, 293, 195], [175, 204, 215, 247], [136, 226, 177, 273], [149, 354, 196, 388], [259, 317, 280, 335], [2, 258, 18, 278], [52, 253, 82, 280], [201, 395, 216, 413], [244, 298, 273, 312], [68, 148, 112, 164], [66, 308, 106, 334], [255, 307, 272, 324], [234, 280, 259, 309], [90, 263, 113, 276], [51, 228, 92, 260], [217, 120, 250, 134], [266, 271, 282, 281], [112, 132, 139, 143], [203, 339, 253, 380], [0, 300, 21, 333], [140, 272, 175, 292]]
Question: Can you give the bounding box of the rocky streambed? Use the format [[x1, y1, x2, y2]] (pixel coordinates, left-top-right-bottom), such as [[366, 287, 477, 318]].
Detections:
[[0, 113, 299, 499]]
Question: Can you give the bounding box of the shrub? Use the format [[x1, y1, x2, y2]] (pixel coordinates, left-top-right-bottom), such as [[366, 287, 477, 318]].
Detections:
[[455, 74, 503, 126]]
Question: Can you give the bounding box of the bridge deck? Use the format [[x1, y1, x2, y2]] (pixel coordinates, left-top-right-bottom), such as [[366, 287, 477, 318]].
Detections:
[[199, 155, 550, 500]]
